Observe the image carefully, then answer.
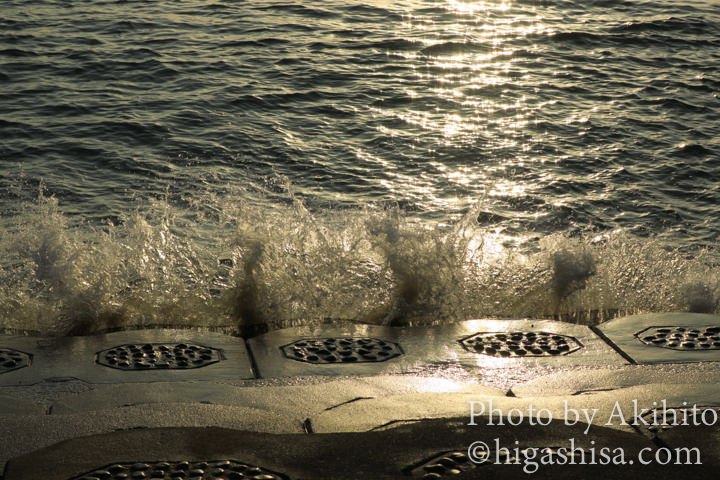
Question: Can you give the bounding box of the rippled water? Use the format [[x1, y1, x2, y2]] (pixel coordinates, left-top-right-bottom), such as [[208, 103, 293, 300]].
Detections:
[[1, 0, 719, 335]]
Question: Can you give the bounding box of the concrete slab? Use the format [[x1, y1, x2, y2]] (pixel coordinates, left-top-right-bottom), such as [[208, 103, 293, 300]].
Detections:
[[0, 330, 254, 386], [597, 313, 720, 364], [49, 376, 503, 416], [0, 393, 47, 415], [247, 320, 627, 382], [309, 383, 720, 438], [511, 363, 720, 397], [0, 376, 502, 472], [567, 384, 720, 439], [455, 319, 626, 368], [2, 320, 717, 478], [310, 391, 518, 434], [310, 392, 622, 435], [6, 420, 696, 480], [0, 378, 94, 408], [0, 403, 302, 472]]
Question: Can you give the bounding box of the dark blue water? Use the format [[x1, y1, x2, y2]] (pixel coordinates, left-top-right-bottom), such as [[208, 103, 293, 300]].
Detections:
[[1, 0, 719, 335]]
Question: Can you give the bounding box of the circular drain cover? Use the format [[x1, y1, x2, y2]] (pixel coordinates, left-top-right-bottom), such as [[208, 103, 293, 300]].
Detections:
[[0, 348, 31, 375], [97, 343, 223, 370], [413, 451, 474, 478], [280, 337, 403, 364], [70, 460, 287, 480], [636, 325, 720, 351], [411, 448, 580, 478], [641, 405, 720, 434], [460, 331, 583, 357]]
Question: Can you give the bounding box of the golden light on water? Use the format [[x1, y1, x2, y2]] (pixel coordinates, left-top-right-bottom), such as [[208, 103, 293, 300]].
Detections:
[[366, 0, 553, 218], [489, 178, 528, 198], [445, 0, 513, 16], [390, 1, 548, 146]]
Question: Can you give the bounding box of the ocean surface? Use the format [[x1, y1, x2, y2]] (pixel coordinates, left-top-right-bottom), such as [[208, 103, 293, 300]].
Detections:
[[1, 0, 719, 335]]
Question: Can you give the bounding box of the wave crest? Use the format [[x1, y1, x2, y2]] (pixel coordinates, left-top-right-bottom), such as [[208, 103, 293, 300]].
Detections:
[[1, 187, 719, 336]]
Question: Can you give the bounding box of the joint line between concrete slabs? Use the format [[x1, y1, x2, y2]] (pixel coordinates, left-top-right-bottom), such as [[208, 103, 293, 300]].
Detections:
[[243, 338, 262, 379], [590, 325, 637, 364]]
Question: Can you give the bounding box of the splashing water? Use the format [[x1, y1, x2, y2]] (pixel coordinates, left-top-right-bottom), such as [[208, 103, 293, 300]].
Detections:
[[1, 183, 719, 337], [3, 0, 720, 336]]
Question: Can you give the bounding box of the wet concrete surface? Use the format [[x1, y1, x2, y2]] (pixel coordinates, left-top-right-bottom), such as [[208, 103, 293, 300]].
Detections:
[[597, 313, 720, 364], [247, 319, 628, 381], [2, 315, 720, 479], [0, 329, 254, 386]]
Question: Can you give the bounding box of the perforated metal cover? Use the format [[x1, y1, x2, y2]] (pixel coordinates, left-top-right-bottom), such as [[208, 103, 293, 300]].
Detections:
[[280, 337, 403, 364], [411, 448, 580, 478], [97, 343, 223, 370], [412, 451, 476, 478], [0, 348, 31, 374], [640, 405, 720, 434], [70, 460, 287, 480], [636, 326, 720, 351], [459, 331, 583, 357]]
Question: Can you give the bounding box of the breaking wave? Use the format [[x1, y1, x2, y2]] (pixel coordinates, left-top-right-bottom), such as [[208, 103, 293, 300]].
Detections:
[[2, 181, 719, 337]]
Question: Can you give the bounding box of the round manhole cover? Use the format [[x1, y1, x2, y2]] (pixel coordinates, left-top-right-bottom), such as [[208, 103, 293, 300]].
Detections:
[[0, 348, 31, 374], [97, 343, 223, 370], [636, 325, 720, 351], [280, 337, 403, 364], [460, 331, 583, 357], [69, 460, 287, 480]]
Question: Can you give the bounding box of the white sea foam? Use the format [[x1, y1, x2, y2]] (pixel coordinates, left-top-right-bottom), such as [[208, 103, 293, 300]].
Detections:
[[1, 184, 718, 336]]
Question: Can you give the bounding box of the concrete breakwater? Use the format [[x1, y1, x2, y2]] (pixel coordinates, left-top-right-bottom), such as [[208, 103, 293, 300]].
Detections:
[[1, 313, 720, 479]]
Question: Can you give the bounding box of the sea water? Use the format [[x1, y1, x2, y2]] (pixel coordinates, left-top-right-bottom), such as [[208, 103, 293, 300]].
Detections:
[[1, 0, 719, 335]]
